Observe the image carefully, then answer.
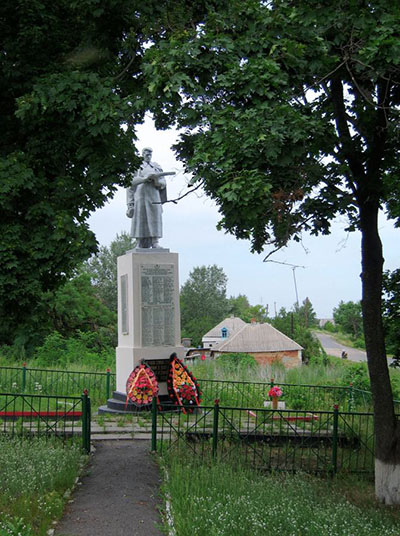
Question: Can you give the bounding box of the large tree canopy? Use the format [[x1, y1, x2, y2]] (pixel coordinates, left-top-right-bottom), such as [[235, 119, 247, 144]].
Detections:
[[142, 0, 400, 502], [0, 0, 140, 342], [144, 0, 400, 248], [0, 0, 210, 344]]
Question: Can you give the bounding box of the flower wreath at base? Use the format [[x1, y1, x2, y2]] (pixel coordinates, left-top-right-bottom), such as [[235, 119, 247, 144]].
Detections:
[[126, 363, 159, 408], [167, 353, 202, 414]]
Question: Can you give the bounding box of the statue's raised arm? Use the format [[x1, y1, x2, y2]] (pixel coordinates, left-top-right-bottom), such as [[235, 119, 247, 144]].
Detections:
[[126, 147, 174, 249]]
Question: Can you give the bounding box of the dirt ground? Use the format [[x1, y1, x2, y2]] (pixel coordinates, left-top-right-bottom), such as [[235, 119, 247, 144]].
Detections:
[[55, 440, 165, 536]]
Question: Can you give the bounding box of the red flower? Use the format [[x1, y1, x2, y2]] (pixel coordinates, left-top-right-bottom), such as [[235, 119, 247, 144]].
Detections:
[[268, 386, 283, 398]]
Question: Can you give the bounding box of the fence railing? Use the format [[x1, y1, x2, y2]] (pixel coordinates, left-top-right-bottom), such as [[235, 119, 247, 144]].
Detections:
[[196, 378, 400, 413], [1, 365, 399, 415], [0, 390, 91, 453], [151, 400, 377, 475], [0, 364, 115, 404]]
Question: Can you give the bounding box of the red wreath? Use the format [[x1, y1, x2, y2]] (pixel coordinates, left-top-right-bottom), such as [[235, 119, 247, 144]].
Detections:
[[167, 354, 201, 414], [126, 364, 159, 408]]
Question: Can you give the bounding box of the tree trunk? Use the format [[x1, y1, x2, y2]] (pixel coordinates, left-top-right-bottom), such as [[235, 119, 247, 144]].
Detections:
[[359, 200, 400, 504]]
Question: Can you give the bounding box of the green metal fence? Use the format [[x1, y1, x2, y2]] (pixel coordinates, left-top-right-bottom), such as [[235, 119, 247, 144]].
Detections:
[[152, 400, 377, 475], [0, 390, 91, 453], [1, 365, 399, 415], [196, 378, 400, 413], [0, 364, 115, 404]]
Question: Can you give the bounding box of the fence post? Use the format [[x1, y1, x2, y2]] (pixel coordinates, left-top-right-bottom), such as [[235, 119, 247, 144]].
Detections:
[[106, 368, 111, 401], [82, 390, 91, 454], [87, 394, 91, 453], [332, 404, 339, 474], [212, 399, 220, 459], [151, 396, 158, 452], [22, 363, 27, 393], [347, 383, 353, 412], [270, 378, 274, 389]]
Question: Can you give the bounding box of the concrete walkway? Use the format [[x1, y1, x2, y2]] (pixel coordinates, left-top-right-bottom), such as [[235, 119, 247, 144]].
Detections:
[[55, 440, 164, 536]]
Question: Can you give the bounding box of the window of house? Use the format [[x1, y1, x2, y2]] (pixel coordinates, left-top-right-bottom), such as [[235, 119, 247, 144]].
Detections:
[[221, 327, 228, 338]]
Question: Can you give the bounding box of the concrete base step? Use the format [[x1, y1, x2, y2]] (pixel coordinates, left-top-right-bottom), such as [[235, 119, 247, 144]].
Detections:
[[98, 392, 174, 415]]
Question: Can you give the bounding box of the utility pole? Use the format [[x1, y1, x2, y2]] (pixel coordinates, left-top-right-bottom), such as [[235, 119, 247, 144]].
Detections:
[[263, 259, 306, 308]]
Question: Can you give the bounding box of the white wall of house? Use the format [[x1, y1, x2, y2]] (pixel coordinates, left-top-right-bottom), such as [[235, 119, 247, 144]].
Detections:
[[202, 336, 222, 348]]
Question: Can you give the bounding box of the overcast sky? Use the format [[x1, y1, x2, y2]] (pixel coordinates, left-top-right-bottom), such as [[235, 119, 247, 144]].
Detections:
[[88, 117, 399, 319]]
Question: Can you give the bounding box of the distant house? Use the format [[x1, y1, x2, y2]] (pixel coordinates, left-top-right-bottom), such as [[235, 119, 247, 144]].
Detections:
[[202, 316, 247, 349], [202, 317, 302, 369]]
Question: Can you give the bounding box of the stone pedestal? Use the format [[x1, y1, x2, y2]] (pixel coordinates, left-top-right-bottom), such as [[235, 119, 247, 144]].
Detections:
[[115, 248, 185, 395]]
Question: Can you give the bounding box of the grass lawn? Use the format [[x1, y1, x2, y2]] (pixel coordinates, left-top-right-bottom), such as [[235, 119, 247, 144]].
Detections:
[[161, 453, 400, 536], [0, 437, 86, 536]]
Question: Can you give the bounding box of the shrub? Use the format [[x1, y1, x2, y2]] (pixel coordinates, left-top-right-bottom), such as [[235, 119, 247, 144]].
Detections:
[[323, 321, 336, 332], [33, 330, 113, 369], [353, 336, 366, 349], [341, 362, 371, 391], [216, 353, 258, 373], [293, 327, 326, 365]]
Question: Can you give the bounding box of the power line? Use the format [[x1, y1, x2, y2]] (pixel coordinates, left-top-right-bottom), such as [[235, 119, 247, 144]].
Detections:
[[263, 259, 306, 307]]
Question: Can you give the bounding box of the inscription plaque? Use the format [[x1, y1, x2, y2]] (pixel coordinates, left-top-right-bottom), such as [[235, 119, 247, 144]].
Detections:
[[143, 359, 170, 382], [120, 274, 128, 334], [141, 264, 175, 346]]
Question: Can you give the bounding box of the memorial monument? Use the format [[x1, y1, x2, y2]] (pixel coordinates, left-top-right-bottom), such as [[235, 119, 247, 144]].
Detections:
[[99, 148, 185, 413]]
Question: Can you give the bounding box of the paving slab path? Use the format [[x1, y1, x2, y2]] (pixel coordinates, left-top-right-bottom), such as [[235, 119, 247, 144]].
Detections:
[[55, 440, 164, 536]]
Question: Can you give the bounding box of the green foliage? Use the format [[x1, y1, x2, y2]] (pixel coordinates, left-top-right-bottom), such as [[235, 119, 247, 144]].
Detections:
[[341, 362, 371, 392], [382, 269, 400, 358], [0, 437, 84, 536], [296, 297, 317, 328], [294, 326, 327, 365], [0, 0, 173, 344], [283, 385, 312, 410], [143, 1, 400, 250], [180, 265, 229, 346], [192, 358, 400, 410], [142, 0, 400, 465], [227, 294, 251, 320], [216, 353, 257, 373], [191, 359, 271, 385], [323, 321, 337, 333], [227, 294, 269, 323], [82, 232, 136, 311], [33, 330, 114, 369], [0, 517, 34, 536], [0, 273, 117, 355], [333, 301, 364, 339], [162, 454, 399, 536], [271, 303, 324, 364], [46, 274, 117, 340]]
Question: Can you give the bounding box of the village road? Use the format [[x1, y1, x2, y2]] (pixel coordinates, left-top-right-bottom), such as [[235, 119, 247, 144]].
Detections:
[[314, 331, 367, 363]]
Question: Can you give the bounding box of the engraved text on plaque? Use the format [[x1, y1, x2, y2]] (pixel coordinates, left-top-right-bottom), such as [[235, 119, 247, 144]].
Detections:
[[141, 264, 175, 346]]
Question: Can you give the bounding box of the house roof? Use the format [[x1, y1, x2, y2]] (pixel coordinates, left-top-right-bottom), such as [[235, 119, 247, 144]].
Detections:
[[216, 322, 303, 353], [202, 316, 247, 338]]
